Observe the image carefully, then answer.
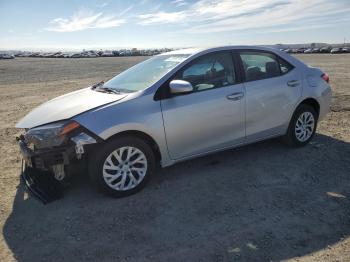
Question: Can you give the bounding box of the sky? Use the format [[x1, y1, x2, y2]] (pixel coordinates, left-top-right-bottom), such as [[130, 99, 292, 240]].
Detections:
[[0, 0, 349, 50]]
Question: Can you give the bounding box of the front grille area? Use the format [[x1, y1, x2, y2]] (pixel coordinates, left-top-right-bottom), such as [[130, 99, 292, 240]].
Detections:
[[32, 151, 65, 170]]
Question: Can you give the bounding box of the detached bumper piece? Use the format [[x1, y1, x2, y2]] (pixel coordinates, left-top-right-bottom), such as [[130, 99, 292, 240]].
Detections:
[[17, 137, 67, 204], [17, 131, 97, 203], [21, 161, 63, 204]]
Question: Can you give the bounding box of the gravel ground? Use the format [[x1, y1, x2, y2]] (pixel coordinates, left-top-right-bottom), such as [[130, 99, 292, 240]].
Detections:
[[0, 55, 349, 262]]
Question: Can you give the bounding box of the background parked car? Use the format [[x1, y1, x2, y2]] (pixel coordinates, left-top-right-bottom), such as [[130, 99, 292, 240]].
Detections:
[[100, 51, 115, 57], [297, 48, 307, 53], [81, 51, 99, 58], [29, 52, 41, 57], [70, 53, 82, 58], [112, 50, 120, 56], [341, 47, 350, 53], [320, 46, 332, 53], [331, 48, 342, 54], [0, 54, 15, 59]]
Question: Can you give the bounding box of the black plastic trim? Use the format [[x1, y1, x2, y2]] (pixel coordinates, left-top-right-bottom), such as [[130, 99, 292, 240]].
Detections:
[[21, 160, 63, 204]]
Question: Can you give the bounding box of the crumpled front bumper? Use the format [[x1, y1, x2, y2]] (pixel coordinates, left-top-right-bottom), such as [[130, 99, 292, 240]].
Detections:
[[21, 160, 64, 204], [17, 130, 98, 203], [18, 139, 69, 203]]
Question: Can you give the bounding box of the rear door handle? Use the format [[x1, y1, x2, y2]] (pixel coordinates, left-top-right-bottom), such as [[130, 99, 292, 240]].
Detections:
[[287, 80, 300, 87], [226, 92, 244, 101]]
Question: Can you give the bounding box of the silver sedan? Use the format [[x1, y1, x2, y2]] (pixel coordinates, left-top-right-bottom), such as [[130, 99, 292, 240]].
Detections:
[[16, 46, 331, 199]]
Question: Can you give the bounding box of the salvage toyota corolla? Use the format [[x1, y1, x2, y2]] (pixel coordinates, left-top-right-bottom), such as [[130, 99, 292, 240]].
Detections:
[[16, 46, 331, 201]]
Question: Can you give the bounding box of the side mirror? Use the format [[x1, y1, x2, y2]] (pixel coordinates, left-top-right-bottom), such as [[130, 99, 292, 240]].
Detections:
[[169, 80, 193, 94]]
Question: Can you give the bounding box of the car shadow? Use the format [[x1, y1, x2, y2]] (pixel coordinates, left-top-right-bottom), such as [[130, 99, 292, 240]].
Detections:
[[3, 134, 350, 261]]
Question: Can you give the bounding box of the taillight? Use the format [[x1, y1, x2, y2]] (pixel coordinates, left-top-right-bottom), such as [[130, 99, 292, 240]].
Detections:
[[321, 73, 329, 83]]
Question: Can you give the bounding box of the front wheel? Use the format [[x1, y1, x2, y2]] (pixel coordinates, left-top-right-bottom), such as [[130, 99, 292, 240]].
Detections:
[[89, 136, 155, 197], [283, 104, 318, 147]]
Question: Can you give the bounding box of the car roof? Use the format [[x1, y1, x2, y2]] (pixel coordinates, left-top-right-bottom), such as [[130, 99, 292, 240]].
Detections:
[[161, 45, 281, 56], [157, 45, 308, 72]]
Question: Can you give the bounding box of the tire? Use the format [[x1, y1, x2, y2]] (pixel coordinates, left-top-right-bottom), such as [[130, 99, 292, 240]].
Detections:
[[89, 136, 156, 197], [283, 104, 318, 147]]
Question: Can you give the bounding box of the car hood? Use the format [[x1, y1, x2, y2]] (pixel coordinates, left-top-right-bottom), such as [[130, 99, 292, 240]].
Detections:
[[16, 87, 127, 128]]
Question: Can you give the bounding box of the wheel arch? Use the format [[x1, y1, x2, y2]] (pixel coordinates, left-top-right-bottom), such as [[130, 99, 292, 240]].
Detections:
[[298, 97, 320, 117], [285, 97, 321, 134], [104, 130, 162, 165]]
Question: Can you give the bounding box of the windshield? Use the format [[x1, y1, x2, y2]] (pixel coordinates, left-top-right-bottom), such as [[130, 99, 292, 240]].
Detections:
[[103, 54, 190, 92]]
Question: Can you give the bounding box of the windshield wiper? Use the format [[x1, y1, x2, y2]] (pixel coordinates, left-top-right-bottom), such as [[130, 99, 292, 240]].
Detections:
[[91, 81, 121, 94], [96, 86, 121, 94]]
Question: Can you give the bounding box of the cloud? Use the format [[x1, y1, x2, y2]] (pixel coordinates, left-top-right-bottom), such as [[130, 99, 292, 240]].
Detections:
[[188, 0, 350, 33], [140, 0, 149, 5], [138, 11, 187, 25], [100, 2, 109, 8], [171, 0, 188, 7], [46, 9, 125, 32], [149, 3, 163, 12], [137, 0, 350, 34], [119, 5, 134, 16]]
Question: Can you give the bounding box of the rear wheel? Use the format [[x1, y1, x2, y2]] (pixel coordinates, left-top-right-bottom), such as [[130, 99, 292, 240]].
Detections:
[[89, 136, 155, 197], [284, 104, 318, 147]]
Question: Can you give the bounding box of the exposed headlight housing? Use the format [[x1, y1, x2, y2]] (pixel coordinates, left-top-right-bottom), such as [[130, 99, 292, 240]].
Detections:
[[24, 121, 80, 149]]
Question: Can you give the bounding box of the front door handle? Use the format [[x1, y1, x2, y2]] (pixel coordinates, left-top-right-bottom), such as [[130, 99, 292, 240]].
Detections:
[[226, 92, 244, 101], [287, 80, 300, 87]]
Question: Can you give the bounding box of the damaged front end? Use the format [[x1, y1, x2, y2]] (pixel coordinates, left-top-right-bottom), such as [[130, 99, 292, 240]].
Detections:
[[17, 120, 99, 203]]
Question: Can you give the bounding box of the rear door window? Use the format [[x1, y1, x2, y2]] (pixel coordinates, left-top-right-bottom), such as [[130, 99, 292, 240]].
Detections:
[[239, 51, 282, 82]]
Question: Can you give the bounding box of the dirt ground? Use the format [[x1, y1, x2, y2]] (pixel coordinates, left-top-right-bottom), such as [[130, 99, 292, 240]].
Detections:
[[0, 54, 349, 262]]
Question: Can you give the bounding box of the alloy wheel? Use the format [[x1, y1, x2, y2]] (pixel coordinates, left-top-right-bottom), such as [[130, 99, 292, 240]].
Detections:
[[294, 111, 315, 142], [102, 146, 148, 191]]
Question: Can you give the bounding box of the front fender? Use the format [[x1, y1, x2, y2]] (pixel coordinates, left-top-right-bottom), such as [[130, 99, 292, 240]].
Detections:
[[73, 93, 173, 167]]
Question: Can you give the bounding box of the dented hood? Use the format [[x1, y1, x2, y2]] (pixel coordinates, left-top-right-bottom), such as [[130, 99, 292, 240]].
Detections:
[[16, 87, 127, 129]]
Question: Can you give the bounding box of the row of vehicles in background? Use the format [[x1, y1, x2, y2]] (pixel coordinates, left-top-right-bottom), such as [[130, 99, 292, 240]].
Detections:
[[3, 48, 173, 59], [281, 46, 350, 54], [2, 46, 349, 60]]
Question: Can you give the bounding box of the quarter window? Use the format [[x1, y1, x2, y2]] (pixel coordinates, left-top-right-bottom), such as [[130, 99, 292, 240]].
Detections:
[[174, 51, 236, 92], [279, 58, 294, 74]]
